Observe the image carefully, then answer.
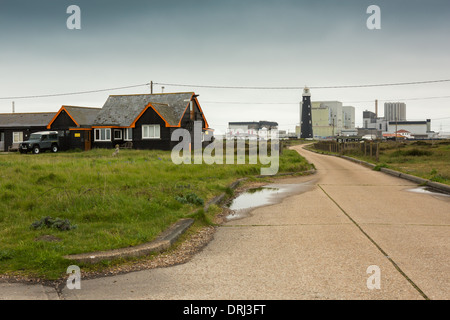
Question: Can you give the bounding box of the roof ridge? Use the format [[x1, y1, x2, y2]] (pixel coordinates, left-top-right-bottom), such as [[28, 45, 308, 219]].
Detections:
[[109, 92, 194, 97], [0, 112, 55, 115], [63, 106, 101, 109]]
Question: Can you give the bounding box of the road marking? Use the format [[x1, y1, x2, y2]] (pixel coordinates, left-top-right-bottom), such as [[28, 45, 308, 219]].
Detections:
[[318, 184, 430, 300]]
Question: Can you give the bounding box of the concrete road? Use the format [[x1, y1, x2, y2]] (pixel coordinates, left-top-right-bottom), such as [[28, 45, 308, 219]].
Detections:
[[1, 145, 449, 299]]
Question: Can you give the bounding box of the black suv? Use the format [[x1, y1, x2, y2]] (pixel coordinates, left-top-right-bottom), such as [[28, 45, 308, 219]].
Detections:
[[19, 131, 60, 154]]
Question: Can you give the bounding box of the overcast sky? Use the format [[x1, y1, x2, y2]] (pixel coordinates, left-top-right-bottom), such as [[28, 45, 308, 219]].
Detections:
[[1, 0, 449, 133]]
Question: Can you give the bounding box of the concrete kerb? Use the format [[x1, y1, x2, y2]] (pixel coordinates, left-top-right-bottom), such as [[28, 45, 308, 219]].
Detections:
[[304, 146, 450, 195], [63, 218, 195, 264]]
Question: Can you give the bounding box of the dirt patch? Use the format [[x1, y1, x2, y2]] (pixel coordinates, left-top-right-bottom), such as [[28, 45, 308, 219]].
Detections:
[[34, 235, 62, 242]]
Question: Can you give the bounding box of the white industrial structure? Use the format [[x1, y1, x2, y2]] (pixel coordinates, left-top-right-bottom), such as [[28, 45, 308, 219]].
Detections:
[[360, 102, 435, 139], [384, 102, 406, 122]]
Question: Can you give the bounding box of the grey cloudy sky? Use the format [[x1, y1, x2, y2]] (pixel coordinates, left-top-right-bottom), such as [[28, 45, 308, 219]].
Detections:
[[0, 0, 449, 133]]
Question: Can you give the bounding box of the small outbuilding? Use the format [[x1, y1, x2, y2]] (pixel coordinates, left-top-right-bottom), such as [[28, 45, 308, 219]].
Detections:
[[0, 112, 56, 152]]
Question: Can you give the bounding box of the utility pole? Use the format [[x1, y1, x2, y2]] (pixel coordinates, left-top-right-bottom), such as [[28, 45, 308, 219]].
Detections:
[[332, 117, 335, 137], [150, 81, 153, 94], [395, 114, 398, 142], [12, 101, 15, 113]]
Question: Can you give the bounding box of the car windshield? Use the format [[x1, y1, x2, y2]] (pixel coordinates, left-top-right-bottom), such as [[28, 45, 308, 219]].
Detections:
[[29, 134, 41, 140]]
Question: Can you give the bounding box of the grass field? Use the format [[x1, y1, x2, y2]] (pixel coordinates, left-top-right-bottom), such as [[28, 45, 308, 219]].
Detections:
[[0, 145, 311, 280], [311, 139, 450, 185]]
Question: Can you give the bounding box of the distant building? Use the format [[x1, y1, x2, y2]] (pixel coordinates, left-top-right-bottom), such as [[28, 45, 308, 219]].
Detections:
[[311, 102, 333, 138], [342, 106, 355, 129], [395, 129, 412, 139], [228, 121, 278, 139], [385, 120, 432, 139], [362, 110, 388, 132], [309, 101, 355, 139], [384, 102, 406, 122], [357, 127, 382, 139]]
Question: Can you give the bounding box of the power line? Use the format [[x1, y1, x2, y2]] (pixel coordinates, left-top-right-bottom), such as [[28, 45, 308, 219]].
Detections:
[[0, 83, 150, 100], [154, 79, 450, 90], [204, 95, 450, 105], [1, 78, 449, 100]]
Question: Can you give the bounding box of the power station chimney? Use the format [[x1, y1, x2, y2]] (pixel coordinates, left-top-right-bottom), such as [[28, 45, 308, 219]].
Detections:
[[375, 99, 378, 118]]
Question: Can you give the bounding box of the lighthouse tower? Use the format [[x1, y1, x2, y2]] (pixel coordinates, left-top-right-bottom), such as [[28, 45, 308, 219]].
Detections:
[[300, 87, 313, 139]]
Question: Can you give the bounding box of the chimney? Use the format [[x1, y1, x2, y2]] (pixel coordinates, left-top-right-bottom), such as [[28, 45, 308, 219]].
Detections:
[[375, 99, 378, 118]]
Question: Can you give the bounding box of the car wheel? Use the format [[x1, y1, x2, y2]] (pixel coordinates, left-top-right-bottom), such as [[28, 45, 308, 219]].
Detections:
[[51, 144, 58, 153], [33, 146, 40, 154]]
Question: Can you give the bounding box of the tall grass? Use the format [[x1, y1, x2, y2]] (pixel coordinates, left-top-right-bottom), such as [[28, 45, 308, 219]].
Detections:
[[312, 140, 450, 185]]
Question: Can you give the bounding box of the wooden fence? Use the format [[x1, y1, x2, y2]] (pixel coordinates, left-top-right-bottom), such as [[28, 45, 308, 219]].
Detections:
[[313, 140, 380, 161]]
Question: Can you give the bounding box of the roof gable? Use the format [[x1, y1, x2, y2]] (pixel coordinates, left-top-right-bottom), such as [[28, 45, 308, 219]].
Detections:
[[47, 106, 101, 129]]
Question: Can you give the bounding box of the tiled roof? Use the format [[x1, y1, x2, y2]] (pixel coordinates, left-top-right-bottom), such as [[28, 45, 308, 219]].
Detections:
[[62, 106, 101, 127], [93, 93, 194, 127], [0, 112, 56, 128]]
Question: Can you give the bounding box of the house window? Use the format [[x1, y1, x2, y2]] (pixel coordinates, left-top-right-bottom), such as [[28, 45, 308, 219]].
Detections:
[[142, 125, 160, 139], [13, 132, 23, 143], [124, 128, 133, 141], [113, 129, 122, 140], [94, 128, 111, 141]]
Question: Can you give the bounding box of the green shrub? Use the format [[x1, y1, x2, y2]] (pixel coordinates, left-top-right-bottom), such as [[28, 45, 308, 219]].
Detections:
[[31, 216, 77, 231], [175, 193, 204, 206], [390, 148, 432, 157]]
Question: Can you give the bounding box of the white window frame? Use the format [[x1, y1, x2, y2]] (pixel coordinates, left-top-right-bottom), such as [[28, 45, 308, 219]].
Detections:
[[13, 132, 23, 143], [113, 129, 122, 140], [94, 128, 111, 142], [124, 128, 133, 141], [142, 124, 160, 140]]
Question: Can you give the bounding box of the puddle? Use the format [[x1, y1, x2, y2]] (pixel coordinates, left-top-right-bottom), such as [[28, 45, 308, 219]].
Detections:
[[225, 181, 315, 221], [407, 186, 450, 199]]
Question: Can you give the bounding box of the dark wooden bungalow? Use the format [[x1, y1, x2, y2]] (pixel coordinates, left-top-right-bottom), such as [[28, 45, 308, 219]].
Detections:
[[0, 112, 56, 152], [46, 106, 101, 151], [92, 92, 213, 150]]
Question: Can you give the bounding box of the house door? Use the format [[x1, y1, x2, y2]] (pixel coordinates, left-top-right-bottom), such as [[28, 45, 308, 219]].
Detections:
[[84, 131, 92, 151]]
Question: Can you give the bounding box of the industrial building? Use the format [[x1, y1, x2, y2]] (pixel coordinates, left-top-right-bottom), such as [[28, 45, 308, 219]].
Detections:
[[360, 102, 435, 139], [305, 101, 355, 139], [384, 102, 406, 122]]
